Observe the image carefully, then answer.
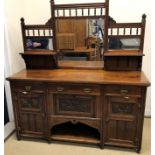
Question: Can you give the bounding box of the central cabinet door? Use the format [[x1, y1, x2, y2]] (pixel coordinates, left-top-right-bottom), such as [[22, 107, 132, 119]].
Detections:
[[54, 94, 95, 117]]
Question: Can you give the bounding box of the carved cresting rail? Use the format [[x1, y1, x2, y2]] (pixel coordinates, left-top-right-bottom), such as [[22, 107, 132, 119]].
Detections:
[[50, 0, 109, 51]]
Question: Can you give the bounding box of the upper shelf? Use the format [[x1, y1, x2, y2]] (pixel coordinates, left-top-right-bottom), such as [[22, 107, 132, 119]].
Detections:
[[104, 50, 145, 56], [20, 50, 56, 55]]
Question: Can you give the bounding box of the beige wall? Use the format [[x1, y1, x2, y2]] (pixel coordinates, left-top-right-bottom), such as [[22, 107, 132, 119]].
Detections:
[[5, 0, 26, 73], [5, 0, 151, 116]]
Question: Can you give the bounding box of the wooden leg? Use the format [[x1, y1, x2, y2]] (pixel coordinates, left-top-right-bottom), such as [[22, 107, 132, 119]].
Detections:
[[135, 147, 141, 153], [99, 143, 104, 149], [47, 140, 52, 144], [16, 135, 21, 141]]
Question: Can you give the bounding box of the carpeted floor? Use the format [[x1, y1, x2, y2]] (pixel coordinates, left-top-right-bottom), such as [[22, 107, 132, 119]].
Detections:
[[4, 118, 151, 155]]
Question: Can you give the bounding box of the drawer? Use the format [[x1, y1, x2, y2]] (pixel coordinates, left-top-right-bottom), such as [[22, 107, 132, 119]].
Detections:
[[11, 81, 45, 93], [105, 85, 141, 95], [48, 84, 100, 96]]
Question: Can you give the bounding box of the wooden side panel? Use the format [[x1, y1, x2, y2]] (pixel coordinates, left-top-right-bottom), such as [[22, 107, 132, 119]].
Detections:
[[104, 56, 142, 71]]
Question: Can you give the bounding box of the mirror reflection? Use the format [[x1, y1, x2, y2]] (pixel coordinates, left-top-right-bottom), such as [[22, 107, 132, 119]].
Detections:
[[107, 17, 141, 51], [56, 18, 104, 61], [108, 37, 140, 50], [26, 38, 53, 50], [24, 17, 141, 61]]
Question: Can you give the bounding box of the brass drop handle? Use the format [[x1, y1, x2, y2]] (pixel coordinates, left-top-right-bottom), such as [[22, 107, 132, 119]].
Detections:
[[56, 87, 64, 92], [83, 88, 92, 93], [120, 89, 128, 94]]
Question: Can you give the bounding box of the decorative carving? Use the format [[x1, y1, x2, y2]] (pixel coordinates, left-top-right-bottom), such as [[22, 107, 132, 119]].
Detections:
[[20, 97, 41, 109], [112, 103, 133, 114], [57, 95, 93, 113], [50, 117, 101, 131]]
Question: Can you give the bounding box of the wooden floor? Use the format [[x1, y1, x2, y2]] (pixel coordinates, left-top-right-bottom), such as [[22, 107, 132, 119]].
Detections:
[[4, 118, 151, 155]]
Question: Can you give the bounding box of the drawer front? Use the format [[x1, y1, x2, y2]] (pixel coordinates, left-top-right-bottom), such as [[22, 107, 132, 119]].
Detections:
[[53, 94, 96, 117], [48, 84, 100, 96], [105, 85, 141, 95], [12, 81, 45, 93]]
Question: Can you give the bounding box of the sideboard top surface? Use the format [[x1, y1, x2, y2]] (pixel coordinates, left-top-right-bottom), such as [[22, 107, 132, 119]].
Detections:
[[7, 68, 150, 86]]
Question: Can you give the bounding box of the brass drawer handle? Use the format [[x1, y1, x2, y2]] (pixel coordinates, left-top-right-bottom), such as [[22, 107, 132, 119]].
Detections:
[[83, 88, 92, 93], [56, 87, 64, 92], [25, 86, 32, 91], [120, 89, 128, 94], [22, 91, 28, 95], [124, 96, 130, 100]]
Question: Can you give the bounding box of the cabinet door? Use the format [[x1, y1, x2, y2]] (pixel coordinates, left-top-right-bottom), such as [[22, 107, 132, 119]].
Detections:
[[17, 91, 46, 137], [104, 95, 141, 148], [54, 94, 96, 117]]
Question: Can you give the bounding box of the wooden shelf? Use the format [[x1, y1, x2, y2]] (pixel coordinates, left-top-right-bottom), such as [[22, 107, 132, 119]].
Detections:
[[104, 50, 144, 56], [51, 134, 100, 144], [51, 122, 100, 144], [20, 50, 57, 55], [20, 50, 57, 69]]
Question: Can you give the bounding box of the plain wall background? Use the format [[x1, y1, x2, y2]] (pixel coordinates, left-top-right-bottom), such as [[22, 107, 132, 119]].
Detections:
[[4, 0, 151, 116]]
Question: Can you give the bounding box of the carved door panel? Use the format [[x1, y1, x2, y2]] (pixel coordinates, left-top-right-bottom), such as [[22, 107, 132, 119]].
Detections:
[[53, 94, 96, 117], [17, 92, 46, 136], [104, 95, 141, 148]]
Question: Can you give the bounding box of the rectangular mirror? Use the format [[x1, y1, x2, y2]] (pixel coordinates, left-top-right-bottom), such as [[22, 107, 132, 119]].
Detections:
[[56, 18, 104, 61]]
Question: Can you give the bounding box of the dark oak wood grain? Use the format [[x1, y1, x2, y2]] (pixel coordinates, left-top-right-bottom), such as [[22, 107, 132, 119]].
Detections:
[[7, 68, 150, 152], [9, 0, 149, 153]]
